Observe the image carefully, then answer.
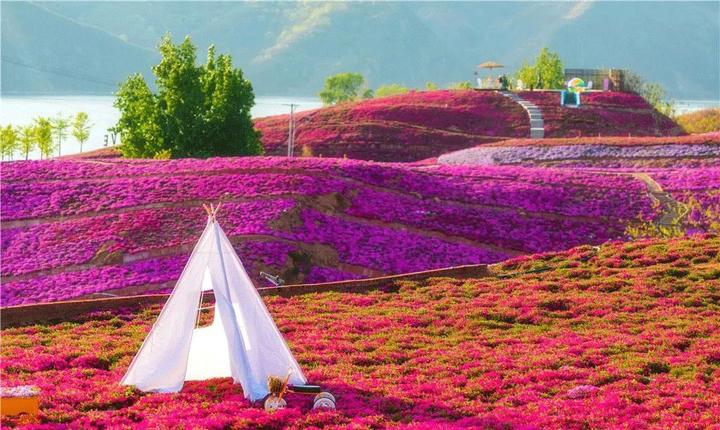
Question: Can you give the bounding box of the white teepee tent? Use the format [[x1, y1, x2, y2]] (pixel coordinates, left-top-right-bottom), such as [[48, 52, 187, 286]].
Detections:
[[121, 204, 306, 401]]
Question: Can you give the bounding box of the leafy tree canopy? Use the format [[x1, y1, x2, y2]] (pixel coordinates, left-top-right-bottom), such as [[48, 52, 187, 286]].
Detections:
[[18, 125, 35, 161], [34, 117, 55, 159], [0, 125, 19, 160], [72, 112, 92, 153], [535, 47, 564, 89], [50, 114, 71, 157], [319, 72, 368, 105], [515, 47, 564, 90], [624, 70, 675, 117], [112, 35, 262, 159], [515, 61, 537, 90]]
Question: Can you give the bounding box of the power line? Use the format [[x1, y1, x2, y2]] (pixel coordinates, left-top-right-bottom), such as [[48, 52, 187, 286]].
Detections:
[[1, 56, 118, 88]]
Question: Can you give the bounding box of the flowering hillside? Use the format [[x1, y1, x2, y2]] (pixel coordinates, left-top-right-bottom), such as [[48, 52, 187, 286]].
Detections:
[[254, 90, 530, 162], [0, 156, 664, 305], [2, 236, 719, 429], [438, 133, 720, 168], [57, 91, 684, 164], [518, 91, 684, 138], [254, 91, 683, 163]]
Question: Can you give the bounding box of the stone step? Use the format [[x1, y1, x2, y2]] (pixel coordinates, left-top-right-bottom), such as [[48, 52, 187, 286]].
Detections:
[[501, 91, 544, 139]]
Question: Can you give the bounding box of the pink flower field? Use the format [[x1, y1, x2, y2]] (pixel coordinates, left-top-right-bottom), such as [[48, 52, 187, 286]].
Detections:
[[517, 91, 684, 138], [2, 236, 719, 429], [1, 87, 718, 430], [58, 90, 686, 165], [1, 156, 672, 305], [254, 90, 683, 163], [254, 90, 530, 162], [438, 133, 720, 168]]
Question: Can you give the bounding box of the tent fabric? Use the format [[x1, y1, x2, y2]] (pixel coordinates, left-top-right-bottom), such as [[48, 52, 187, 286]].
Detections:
[[121, 216, 307, 401]]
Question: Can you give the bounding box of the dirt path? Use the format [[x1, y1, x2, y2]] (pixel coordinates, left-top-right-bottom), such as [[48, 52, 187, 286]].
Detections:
[[630, 173, 689, 228]]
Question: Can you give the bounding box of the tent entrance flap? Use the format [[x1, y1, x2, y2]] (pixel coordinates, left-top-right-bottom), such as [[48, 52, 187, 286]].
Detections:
[[185, 310, 232, 381]]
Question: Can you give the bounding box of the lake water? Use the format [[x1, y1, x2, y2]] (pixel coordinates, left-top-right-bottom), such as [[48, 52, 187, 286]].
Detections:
[[0, 95, 322, 159], [1, 95, 717, 160]]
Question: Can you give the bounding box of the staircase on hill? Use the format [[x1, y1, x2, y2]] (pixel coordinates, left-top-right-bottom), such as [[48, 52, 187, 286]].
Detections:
[[501, 91, 544, 139]]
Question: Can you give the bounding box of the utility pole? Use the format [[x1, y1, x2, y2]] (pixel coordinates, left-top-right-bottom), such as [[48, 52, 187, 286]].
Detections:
[[284, 103, 298, 157]]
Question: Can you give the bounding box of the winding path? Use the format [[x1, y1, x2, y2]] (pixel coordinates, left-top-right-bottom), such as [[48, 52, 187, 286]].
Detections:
[[630, 173, 689, 228]]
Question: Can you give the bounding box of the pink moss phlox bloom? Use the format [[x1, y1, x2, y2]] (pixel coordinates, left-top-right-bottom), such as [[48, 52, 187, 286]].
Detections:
[[2, 236, 720, 428]]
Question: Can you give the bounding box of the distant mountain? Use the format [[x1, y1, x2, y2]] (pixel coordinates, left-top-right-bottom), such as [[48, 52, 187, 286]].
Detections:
[[2, 1, 718, 99], [1, 2, 157, 95]]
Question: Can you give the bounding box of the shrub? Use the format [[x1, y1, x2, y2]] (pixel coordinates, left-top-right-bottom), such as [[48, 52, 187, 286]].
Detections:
[[676, 108, 720, 134], [448, 81, 473, 90], [374, 84, 410, 98]]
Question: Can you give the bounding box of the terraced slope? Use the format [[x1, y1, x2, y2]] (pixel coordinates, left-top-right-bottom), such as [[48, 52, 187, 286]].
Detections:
[[2, 236, 718, 429], [438, 133, 720, 168], [1, 157, 662, 305], [254, 90, 530, 161], [437, 134, 720, 235], [255, 90, 684, 163], [518, 91, 684, 138]]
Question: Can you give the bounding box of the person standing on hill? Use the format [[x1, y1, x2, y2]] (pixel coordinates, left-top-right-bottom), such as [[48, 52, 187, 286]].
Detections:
[[499, 74, 509, 90]]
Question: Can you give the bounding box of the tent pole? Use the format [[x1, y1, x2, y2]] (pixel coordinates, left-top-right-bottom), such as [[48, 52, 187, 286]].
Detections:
[[194, 290, 205, 328]]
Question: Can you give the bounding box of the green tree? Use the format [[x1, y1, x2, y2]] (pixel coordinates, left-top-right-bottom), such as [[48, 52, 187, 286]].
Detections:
[[425, 82, 438, 90], [448, 81, 473, 90], [515, 48, 564, 90], [534, 47, 564, 89], [18, 125, 35, 160], [71, 112, 92, 152], [51, 114, 71, 157], [624, 70, 644, 94], [113, 74, 164, 158], [34, 117, 55, 159], [515, 61, 537, 90], [624, 70, 675, 117], [0, 125, 19, 161], [198, 46, 262, 157], [374, 83, 410, 98], [318, 72, 367, 105], [641, 83, 674, 117], [112, 35, 261, 158]]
